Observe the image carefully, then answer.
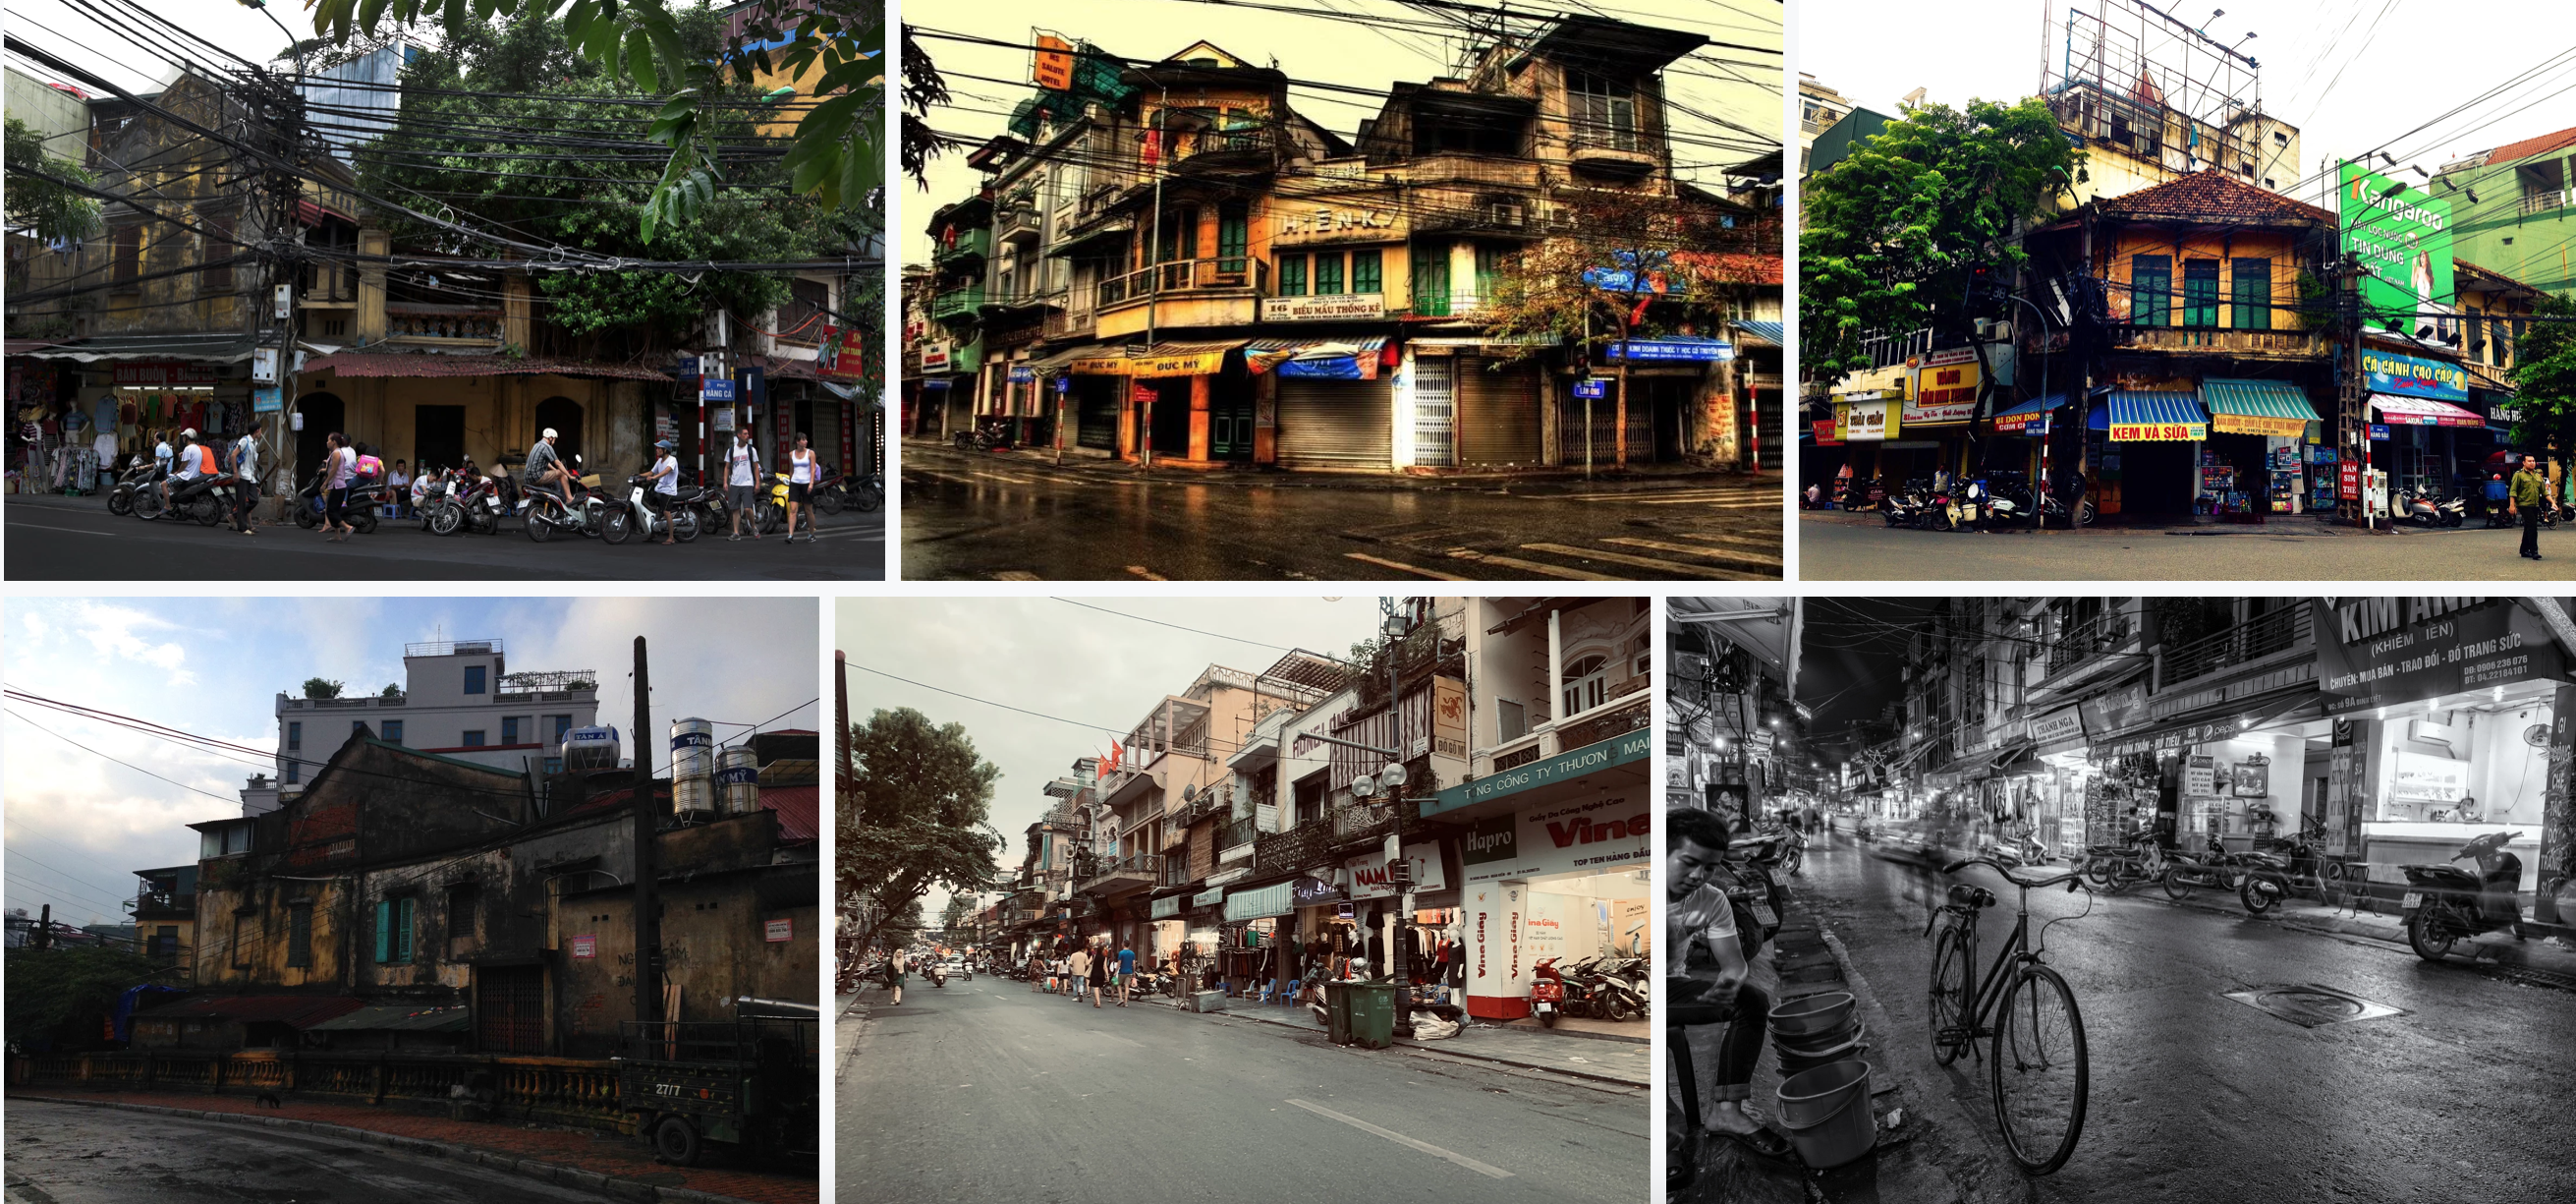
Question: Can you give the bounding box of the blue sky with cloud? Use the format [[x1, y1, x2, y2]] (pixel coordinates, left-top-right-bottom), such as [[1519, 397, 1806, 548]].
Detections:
[[4, 597, 818, 928]]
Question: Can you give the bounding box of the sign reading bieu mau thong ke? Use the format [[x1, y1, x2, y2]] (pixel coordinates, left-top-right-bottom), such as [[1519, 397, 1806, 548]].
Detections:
[[2312, 597, 2564, 713]]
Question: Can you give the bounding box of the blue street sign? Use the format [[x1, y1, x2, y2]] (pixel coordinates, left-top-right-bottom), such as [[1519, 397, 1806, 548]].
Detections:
[[700, 375, 736, 402], [675, 355, 700, 375], [1054, 375, 1072, 393], [252, 386, 282, 414], [1573, 377, 1607, 399], [1009, 366, 1036, 383], [2369, 424, 2389, 440]]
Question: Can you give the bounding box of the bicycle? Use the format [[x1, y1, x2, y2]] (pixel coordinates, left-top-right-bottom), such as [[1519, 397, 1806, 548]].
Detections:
[[1925, 854, 2091, 1175]]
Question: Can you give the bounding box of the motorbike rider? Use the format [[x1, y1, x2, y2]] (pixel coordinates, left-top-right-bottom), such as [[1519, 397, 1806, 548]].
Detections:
[[525, 427, 571, 505], [157, 429, 215, 516], [642, 438, 683, 545]]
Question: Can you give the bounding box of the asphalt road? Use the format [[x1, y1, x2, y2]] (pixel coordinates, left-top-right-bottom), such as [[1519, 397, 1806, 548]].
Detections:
[[1801, 510, 2576, 581], [838, 975, 1647, 1204], [903, 448, 1783, 580], [2, 1098, 622, 1204], [3, 493, 884, 581], [1800, 836, 2575, 1203]]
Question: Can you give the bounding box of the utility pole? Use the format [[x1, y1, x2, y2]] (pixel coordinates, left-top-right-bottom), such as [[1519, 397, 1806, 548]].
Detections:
[[631, 636, 660, 1043], [1138, 85, 1167, 472], [34, 903, 50, 950], [245, 1, 304, 513], [2338, 255, 2371, 531], [1381, 598, 1413, 1035]]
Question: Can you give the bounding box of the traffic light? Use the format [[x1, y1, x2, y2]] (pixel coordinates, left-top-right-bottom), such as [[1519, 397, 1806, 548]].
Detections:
[[1964, 263, 1995, 309]]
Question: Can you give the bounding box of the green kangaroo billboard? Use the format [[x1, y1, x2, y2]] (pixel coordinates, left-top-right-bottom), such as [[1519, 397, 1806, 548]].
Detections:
[[2338, 160, 2453, 335]]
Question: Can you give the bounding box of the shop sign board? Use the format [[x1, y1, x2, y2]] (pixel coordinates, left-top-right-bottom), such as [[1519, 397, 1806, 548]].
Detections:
[[1008, 366, 1036, 383], [1604, 337, 1733, 363], [1432, 676, 1467, 759], [2184, 756, 2216, 798], [1032, 33, 1075, 89], [920, 341, 952, 373], [1524, 891, 1568, 968], [2340, 161, 2453, 334], [113, 362, 219, 387], [1465, 883, 1527, 1014], [1259, 293, 1386, 322], [2339, 460, 2360, 500], [1290, 876, 1343, 907], [1273, 202, 1403, 244], [1461, 792, 1648, 884], [570, 935, 596, 959], [2078, 681, 2152, 739], [2361, 350, 2468, 401], [2538, 685, 2576, 925], [1906, 352, 1979, 424], [2311, 597, 2565, 713], [1344, 840, 1445, 901], [2109, 419, 2206, 441], [1131, 347, 1230, 378], [1151, 895, 1180, 919], [2029, 707, 2085, 746], [1428, 729, 1652, 818], [252, 386, 282, 414], [764, 918, 793, 944], [1842, 397, 1896, 441]]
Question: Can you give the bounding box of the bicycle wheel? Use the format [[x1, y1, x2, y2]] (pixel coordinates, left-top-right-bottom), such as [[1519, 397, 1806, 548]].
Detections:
[[1990, 963, 2088, 1175], [1928, 921, 1973, 1065]]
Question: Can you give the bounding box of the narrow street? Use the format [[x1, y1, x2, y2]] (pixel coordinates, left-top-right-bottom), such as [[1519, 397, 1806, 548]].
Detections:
[[1801, 510, 2576, 581], [837, 977, 1647, 1204], [1789, 832, 2576, 1203], [1, 1099, 625, 1204], [2, 492, 885, 581], [902, 449, 1782, 580]]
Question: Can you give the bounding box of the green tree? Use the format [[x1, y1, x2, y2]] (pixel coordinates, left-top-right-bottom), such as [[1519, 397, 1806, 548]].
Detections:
[[839, 707, 1001, 953], [302, 677, 345, 699], [1800, 97, 2081, 386], [4, 946, 168, 1049], [937, 892, 974, 937], [380, 682, 401, 697], [2508, 295, 2576, 474], [3, 117, 104, 242], [310, 0, 882, 239]]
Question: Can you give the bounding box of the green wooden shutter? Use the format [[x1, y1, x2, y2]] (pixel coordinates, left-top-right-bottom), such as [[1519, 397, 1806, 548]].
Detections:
[[396, 898, 415, 963], [373, 899, 392, 963]]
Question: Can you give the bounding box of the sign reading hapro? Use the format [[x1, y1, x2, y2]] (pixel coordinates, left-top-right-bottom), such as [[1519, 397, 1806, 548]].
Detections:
[[2339, 161, 2453, 334], [1273, 202, 1403, 244], [1462, 794, 1648, 884]]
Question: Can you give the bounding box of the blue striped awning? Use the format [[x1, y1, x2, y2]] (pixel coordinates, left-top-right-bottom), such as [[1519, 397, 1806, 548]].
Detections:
[[2101, 390, 2208, 441], [1734, 320, 1783, 346]]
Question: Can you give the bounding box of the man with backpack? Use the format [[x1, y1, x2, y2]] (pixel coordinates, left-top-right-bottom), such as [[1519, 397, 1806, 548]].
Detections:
[[725, 425, 765, 542]]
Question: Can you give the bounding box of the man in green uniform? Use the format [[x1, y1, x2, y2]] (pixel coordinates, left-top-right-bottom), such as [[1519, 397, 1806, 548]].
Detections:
[[2510, 454, 2548, 560]]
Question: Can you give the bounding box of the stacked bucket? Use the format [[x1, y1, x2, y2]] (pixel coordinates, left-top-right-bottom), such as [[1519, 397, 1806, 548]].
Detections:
[[1768, 991, 1877, 1169]]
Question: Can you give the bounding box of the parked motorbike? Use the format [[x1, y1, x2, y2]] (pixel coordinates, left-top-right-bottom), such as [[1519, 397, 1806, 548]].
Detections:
[[104, 460, 162, 516], [2160, 842, 2244, 900], [1723, 835, 1790, 955], [428, 472, 509, 537], [810, 463, 884, 515], [2399, 831, 2526, 961], [2396, 487, 2466, 529], [952, 420, 1014, 451], [603, 473, 701, 545], [2077, 831, 2168, 894], [1574, 954, 1647, 1022], [1530, 957, 1571, 1027], [2237, 808, 2346, 913]]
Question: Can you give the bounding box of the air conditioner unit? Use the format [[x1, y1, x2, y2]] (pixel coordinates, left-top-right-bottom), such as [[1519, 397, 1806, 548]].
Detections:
[[1488, 201, 1527, 228], [2408, 717, 2456, 749]]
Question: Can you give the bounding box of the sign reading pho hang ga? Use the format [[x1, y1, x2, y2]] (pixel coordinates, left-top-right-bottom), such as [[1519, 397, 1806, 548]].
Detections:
[[2339, 161, 2453, 333], [2362, 350, 2468, 402], [2311, 597, 2565, 713]]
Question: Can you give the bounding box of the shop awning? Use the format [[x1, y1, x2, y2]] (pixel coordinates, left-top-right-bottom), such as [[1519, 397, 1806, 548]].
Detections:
[[1248, 337, 1388, 379], [1224, 881, 1295, 921], [1027, 342, 1112, 373], [2093, 693, 2324, 761], [302, 353, 671, 381], [1732, 320, 1783, 347], [20, 333, 256, 363], [2099, 390, 2208, 441], [1055, 340, 1246, 378], [2203, 378, 2321, 436], [2371, 394, 2484, 428], [1991, 393, 2070, 434]]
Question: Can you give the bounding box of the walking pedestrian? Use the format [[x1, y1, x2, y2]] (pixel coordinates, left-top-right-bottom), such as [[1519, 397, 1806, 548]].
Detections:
[[724, 425, 764, 542], [319, 432, 360, 542], [1087, 941, 1110, 1006], [1066, 945, 1092, 1005], [2512, 453, 2548, 561], [1115, 942, 1136, 1006], [230, 425, 261, 535], [884, 947, 907, 1006], [785, 432, 819, 543]]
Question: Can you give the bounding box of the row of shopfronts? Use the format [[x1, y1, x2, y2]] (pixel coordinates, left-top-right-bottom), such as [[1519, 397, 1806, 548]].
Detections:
[[1806, 342, 2523, 520], [1002, 727, 1651, 1021], [913, 327, 1778, 473], [1858, 599, 2576, 926]]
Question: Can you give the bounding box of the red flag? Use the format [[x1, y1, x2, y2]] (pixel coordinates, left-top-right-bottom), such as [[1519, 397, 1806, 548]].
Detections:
[[1141, 129, 1160, 168]]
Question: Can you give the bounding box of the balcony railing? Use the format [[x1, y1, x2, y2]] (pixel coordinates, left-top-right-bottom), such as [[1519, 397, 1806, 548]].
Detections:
[[1076, 852, 1162, 894], [11, 1051, 629, 1133], [1168, 125, 1276, 172], [1410, 289, 1493, 319], [931, 286, 987, 322], [1255, 823, 1334, 879], [994, 204, 1040, 242], [2522, 192, 2566, 217], [1219, 817, 1259, 853], [2108, 325, 2325, 358], [934, 227, 991, 262], [1042, 305, 1096, 341], [1098, 257, 1268, 309], [1556, 695, 1652, 752], [2047, 609, 2137, 675], [2158, 605, 2313, 689]]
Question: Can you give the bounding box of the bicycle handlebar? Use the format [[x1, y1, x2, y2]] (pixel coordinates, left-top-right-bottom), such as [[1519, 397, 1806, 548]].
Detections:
[[1942, 855, 2083, 892]]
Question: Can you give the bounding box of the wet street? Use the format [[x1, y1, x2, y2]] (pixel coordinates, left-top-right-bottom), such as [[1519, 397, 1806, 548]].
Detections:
[[3, 492, 885, 581], [1794, 832, 2576, 1203], [1801, 510, 2576, 581], [2, 1099, 622, 1204], [838, 975, 1646, 1204], [902, 448, 1782, 580]]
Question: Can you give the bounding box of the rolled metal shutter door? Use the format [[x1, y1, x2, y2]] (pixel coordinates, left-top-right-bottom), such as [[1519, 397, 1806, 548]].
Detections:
[[1274, 376, 1392, 469], [1455, 356, 1541, 466], [1076, 382, 1119, 450]]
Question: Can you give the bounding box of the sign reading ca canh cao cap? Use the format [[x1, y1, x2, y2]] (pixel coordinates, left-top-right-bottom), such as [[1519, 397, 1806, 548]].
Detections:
[[2362, 350, 2468, 402], [2312, 597, 2565, 713]]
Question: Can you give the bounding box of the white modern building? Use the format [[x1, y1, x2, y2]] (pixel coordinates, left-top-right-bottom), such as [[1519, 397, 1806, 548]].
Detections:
[[274, 639, 600, 790]]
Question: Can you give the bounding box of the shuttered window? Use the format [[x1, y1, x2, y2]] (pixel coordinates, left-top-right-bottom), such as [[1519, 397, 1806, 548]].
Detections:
[[287, 902, 311, 968], [2130, 256, 2169, 327], [2230, 258, 2270, 330], [200, 212, 235, 291], [374, 897, 415, 964], [2182, 259, 2219, 328], [110, 222, 141, 285]]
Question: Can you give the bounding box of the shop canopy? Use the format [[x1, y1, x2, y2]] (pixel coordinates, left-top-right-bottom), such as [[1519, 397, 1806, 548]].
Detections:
[[302, 353, 670, 380], [2370, 394, 2484, 428], [1223, 881, 1293, 921], [1991, 393, 2070, 434], [1026, 342, 1111, 373], [2203, 378, 2321, 437], [1245, 337, 1389, 379], [20, 333, 255, 363], [1055, 340, 1247, 378], [2088, 390, 2208, 441], [2092, 693, 2324, 761]]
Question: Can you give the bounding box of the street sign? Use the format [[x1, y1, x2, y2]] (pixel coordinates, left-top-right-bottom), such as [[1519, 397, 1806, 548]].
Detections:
[[2369, 424, 2389, 440], [1009, 366, 1036, 383], [700, 375, 736, 402], [252, 386, 281, 414], [1574, 377, 1607, 399], [1054, 375, 1071, 394]]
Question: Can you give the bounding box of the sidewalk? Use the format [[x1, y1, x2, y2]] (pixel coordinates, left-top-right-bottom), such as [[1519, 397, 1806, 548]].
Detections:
[[2130, 880, 2576, 984], [914, 443, 1764, 493], [1801, 506, 2361, 539], [5, 1090, 816, 1204]]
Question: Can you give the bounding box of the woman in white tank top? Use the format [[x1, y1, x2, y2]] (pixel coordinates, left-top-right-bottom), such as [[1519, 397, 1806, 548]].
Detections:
[[786, 434, 818, 543]]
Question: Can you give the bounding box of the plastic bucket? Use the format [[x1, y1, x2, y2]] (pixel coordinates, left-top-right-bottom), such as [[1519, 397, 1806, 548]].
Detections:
[[1768, 992, 1855, 1039], [1771, 1011, 1860, 1057], [1777, 1040, 1869, 1079], [1775, 1057, 1871, 1127], [1776, 1061, 1878, 1169]]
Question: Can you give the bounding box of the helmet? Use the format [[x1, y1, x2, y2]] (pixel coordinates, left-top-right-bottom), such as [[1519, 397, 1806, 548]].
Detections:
[[654, 438, 675, 450], [180, 428, 197, 439], [541, 428, 559, 439]]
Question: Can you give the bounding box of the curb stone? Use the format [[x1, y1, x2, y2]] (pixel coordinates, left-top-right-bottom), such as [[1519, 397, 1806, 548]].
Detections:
[[5, 1094, 769, 1204]]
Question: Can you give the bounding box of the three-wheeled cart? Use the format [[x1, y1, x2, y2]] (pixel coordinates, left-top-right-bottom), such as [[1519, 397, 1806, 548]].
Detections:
[[615, 998, 818, 1167]]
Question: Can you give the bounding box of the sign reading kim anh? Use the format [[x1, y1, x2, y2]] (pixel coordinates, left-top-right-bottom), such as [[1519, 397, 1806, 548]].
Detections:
[[2312, 597, 2565, 713], [1273, 201, 1404, 245]]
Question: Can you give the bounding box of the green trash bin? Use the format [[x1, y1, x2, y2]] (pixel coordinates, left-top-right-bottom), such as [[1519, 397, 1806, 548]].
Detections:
[[1347, 981, 1398, 1050], [1323, 981, 1355, 1045]]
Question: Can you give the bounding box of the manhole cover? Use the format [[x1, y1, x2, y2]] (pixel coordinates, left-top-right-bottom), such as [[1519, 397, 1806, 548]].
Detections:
[[2222, 984, 2408, 1027]]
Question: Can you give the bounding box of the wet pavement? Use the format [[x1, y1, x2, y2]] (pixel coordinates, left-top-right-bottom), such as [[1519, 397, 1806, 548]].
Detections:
[[839, 969, 1645, 1203], [1788, 831, 2576, 1202], [3, 491, 885, 581], [902, 447, 1781, 580], [1801, 509, 2576, 581]]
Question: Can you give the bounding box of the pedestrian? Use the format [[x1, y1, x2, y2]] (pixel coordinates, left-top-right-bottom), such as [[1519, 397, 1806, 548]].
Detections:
[[724, 425, 764, 542], [785, 431, 819, 543], [319, 432, 360, 542], [884, 946, 907, 1006], [1667, 806, 1795, 1161], [1115, 941, 1136, 1006], [643, 438, 682, 545], [2512, 453, 2548, 561], [1086, 941, 1109, 1007], [1066, 945, 1092, 1004], [230, 425, 261, 535]]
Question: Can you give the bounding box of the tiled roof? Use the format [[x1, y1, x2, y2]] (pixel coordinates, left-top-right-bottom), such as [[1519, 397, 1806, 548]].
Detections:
[[2487, 126, 2576, 166], [303, 353, 670, 381], [761, 784, 817, 841], [2095, 169, 2334, 227]]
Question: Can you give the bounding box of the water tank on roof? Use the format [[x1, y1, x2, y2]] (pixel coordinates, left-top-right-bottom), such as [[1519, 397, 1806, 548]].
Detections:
[[670, 717, 716, 781], [673, 776, 716, 819], [561, 725, 620, 772], [717, 745, 761, 816]]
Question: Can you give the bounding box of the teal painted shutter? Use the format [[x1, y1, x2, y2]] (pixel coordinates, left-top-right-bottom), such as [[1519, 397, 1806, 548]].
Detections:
[[373, 899, 392, 963], [396, 898, 415, 963]]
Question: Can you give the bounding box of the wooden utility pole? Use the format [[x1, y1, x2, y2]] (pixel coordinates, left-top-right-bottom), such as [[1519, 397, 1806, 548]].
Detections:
[[2336, 256, 2369, 529], [631, 636, 659, 1039]]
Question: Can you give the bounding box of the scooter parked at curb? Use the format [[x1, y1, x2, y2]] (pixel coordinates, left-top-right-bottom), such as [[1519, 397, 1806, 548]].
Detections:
[[2238, 808, 2347, 913], [2399, 831, 2526, 961], [2160, 843, 2244, 899], [1530, 957, 1571, 1027], [604, 473, 702, 545]]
